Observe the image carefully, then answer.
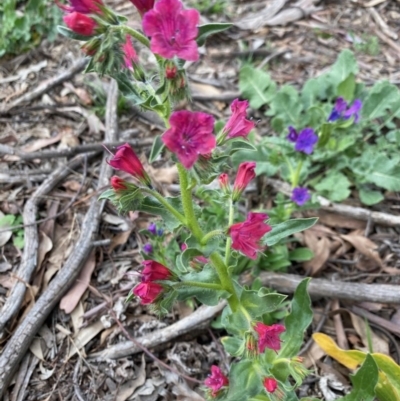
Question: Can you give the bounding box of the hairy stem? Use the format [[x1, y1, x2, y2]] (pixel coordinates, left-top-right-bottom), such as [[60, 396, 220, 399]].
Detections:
[[225, 200, 234, 266], [175, 281, 223, 291], [177, 163, 203, 240], [201, 229, 224, 245], [116, 26, 150, 48], [209, 252, 239, 312]]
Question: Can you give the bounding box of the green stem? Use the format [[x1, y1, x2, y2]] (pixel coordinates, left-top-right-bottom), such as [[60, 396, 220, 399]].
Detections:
[[291, 160, 303, 188], [201, 230, 224, 245], [225, 200, 234, 266], [175, 281, 223, 291], [142, 188, 187, 225], [115, 25, 150, 48], [209, 252, 240, 312], [177, 163, 203, 240]]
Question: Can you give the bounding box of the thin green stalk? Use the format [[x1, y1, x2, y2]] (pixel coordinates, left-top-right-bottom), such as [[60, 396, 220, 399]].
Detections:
[[291, 160, 303, 188], [283, 155, 295, 180], [175, 281, 223, 291], [142, 188, 187, 225], [201, 230, 224, 245], [116, 25, 150, 48], [177, 163, 203, 240], [209, 252, 239, 312], [225, 200, 234, 266]]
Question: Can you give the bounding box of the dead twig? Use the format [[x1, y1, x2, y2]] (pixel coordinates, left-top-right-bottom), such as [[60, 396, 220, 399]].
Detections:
[[0, 154, 91, 333], [0, 79, 118, 397], [1, 58, 88, 113], [267, 178, 400, 226], [73, 359, 87, 401]]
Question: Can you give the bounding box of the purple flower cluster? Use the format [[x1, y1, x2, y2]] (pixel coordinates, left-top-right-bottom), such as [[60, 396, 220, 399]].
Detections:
[[328, 97, 362, 123], [148, 223, 163, 236]]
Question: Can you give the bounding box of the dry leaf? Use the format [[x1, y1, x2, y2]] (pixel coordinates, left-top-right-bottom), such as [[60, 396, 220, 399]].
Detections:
[[341, 232, 383, 268], [303, 231, 330, 275], [116, 354, 146, 401], [60, 251, 96, 314], [37, 231, 53, 272], [148, 165, 178, 185], [21, 130, 66, 153], [68, 320, 104, 359], [110, 229, 133, 253], [29, 338, 45, 361], [70, 301, 85, 334]]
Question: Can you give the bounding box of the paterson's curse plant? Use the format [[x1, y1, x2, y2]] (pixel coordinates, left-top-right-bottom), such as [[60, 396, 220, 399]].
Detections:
[[59, 1, 384, 399]]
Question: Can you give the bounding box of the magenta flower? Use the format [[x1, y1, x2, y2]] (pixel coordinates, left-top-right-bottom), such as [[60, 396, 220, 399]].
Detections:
[[133, 282, 163, 304], [57, 0, 103, 14], [162, 111, 216, 169], [204, 365, 229, 397], [263, 377, 278, 393], [295, 128, 318, 154], [223, 99, 255, 139], [232, 162, 256, 202], [110, 176, 128, 191], [254, 323, 285, 353], [142, 0, 200, 61], [219, 173, 230, 194], [63, 12, 97, 35], [229, 212, 272, 260], [122, 35, 138, 69], [141, 260, 172, 281], [291, 187, 310, 206], [129, 0, 155, 15], [107, 143, 151, 186]]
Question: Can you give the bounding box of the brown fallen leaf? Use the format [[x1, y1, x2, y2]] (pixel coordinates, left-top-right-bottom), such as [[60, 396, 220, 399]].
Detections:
[[37, 231, 53, 273], [59, 251, 96, 314], [303, 230, 331, 276], [110, 229, 133, 253], [341, 231, 383, 268], [67, 320, 104, 359]]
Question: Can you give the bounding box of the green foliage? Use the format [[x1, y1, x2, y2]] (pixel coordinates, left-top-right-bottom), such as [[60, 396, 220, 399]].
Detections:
[[196, 22, 232, 46], [0, 0, 61, 57], [238, 49, 400, 205], [0, 214, 24, 249], [352, 33, 380, 56]]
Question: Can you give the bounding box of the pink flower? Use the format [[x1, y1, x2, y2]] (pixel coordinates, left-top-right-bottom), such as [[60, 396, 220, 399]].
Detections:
[[263, 377, 278, 393], [110, 176, 128, 191], [122, 35, 139, 69], [57, 0, 103, 14], [254, 323, 286, 353], [232, 162, 256, 201], [229, 212, 271, 259], [63, 12, 97, 35], [142, 0, 200, 61], [129, 0, 155, 15], [107, 143, 151, 186], [133, 282, 163, 304], [142, 260, 172, 281], [223, 99, 255, 139], [204, 365, 229, 397], [162, 111, 216, 169]]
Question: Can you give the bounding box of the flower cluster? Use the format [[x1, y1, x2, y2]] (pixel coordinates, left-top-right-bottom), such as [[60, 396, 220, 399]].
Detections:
[[287, 127, 318, 155], [133, 260, 172, 304], [204, 365, 229, 397], [328, 97, 362, 123]]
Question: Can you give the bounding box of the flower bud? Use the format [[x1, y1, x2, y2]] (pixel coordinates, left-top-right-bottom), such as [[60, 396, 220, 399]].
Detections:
[[107, 143, 151, 187], [63, 12, 97, 36], [263, 377, 277, 393], [133, 282, 163, 304], [232, 162, 256, 202], [218, 173, 230, 195], [143, 243, 153, 254], [110, 176, 128, 191], [141, 260, 172, 281]]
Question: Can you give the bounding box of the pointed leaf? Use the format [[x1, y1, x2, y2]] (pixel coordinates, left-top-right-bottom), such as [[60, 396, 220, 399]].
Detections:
[[197, 23, 232, 46]]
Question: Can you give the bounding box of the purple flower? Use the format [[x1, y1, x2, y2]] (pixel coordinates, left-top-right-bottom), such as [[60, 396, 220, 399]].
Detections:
[[291, 187, 310, 206], [148, 223, 157, 235], [328, 97, 362, 123], [143, 243, 153, 254], [295, 128, 318, 154], [286, 126, 298, 143], [343, 99, 362, 123], [157, 228, 164, 236], [142, 0, 200, 61]]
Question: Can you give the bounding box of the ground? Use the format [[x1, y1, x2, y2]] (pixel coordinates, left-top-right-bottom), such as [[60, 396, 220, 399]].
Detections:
[[0, 0, 400, 400]]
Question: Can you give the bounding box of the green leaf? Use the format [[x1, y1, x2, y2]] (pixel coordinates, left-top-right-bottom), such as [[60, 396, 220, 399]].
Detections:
[[263, 218, 318, 247], [176, 247, 204, 272], [240, 289, 286, 319], [368, 163, 400, 191], [289, 248, 314, 261], [57, 25, 91, 41], [328, 49, 358, 88], [196, 23, 232, 46], [337, 73, 356, 101], [314, 172, 351, 202], [13, 233, 24, 249], [362, 81, 400, 120], [221, 336, 245, 357], [149, 135, 164, 163], [138, 197, 182, 231], [239, 66, 275, 109], [229, 138, 257, 153], [359, 188, 384, 206], [340, 354, 378, 401], [221, 306, 251, 335], [0, 214, 16, 227], [279, 278, 312, 358], [317, 123, 332, 148], [266, 85, 302, 125], [225, 360, 263, 401]]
